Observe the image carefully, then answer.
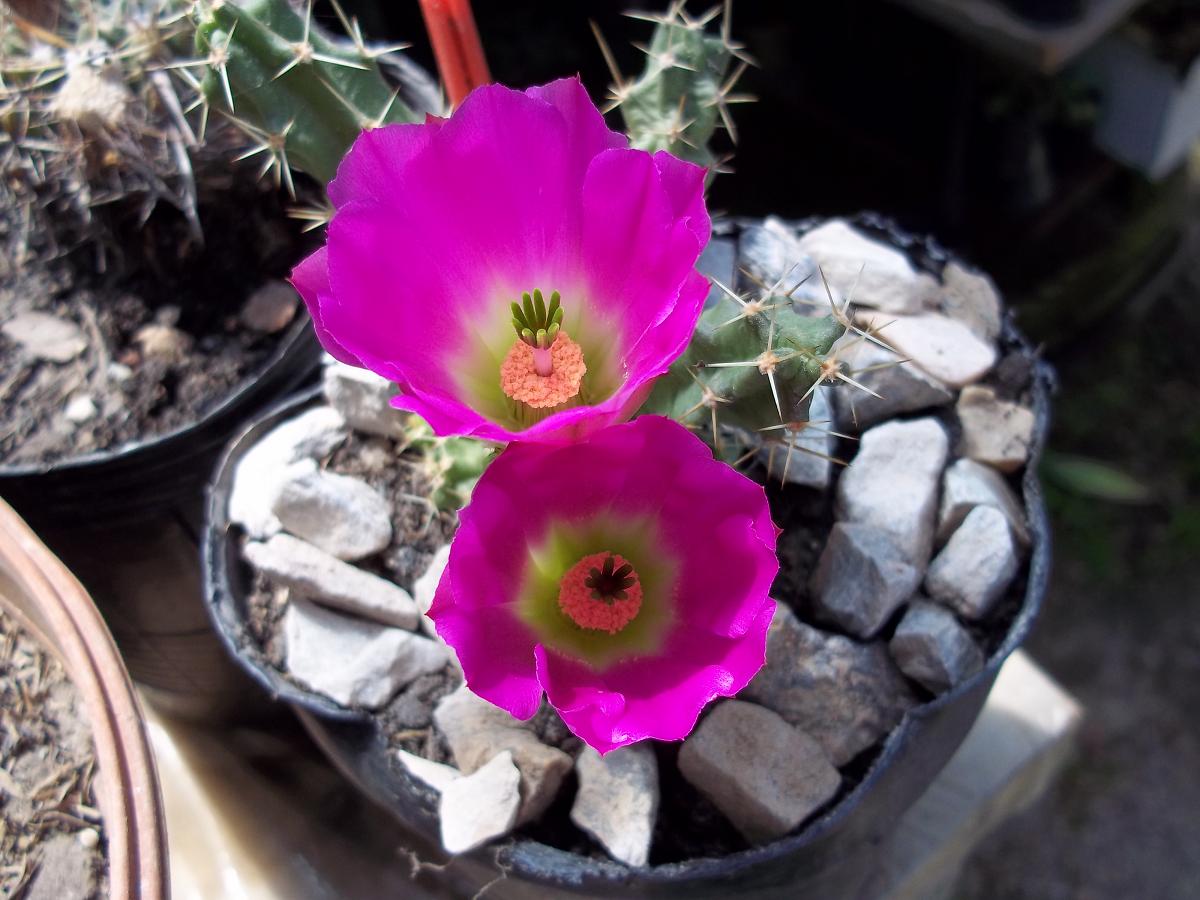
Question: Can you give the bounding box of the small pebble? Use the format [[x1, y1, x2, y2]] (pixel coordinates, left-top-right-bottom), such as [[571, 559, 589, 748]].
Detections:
[[106, 362, 133, 383], [240, 280, 298, 334], [133, 323, 191, 363], [63, 395, 97, 424]]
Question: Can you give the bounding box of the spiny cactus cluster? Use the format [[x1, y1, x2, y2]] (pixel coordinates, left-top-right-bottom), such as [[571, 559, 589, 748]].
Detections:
[[596, 0, 753, 174], [642, 264, 901, 472], [0, 0, 217, 257], [192, 0, 436, 195]]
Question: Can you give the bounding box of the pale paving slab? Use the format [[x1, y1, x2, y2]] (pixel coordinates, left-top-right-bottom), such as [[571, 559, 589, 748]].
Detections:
[[870, 651, 1083, 899]]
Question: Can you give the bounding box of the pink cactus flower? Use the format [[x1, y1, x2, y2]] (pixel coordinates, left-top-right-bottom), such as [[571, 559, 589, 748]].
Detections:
[[427, 416, 779, 753], [291, 78, 711, 444]]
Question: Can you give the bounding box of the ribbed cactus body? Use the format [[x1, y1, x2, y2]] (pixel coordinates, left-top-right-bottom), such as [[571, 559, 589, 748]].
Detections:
[[645, 302, 845, 439], [194, 0, 423, 184], [619, 19, 731, 169]]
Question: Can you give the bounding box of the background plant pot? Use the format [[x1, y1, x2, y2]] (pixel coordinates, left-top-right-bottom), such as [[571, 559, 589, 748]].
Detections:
[[0, 315, 322, 719], [0, 498, 168, 900], [202, 217, 1053, 897]]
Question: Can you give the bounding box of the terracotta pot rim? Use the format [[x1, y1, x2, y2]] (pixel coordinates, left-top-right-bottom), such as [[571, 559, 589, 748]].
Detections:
[[0, 500, 167, 900]]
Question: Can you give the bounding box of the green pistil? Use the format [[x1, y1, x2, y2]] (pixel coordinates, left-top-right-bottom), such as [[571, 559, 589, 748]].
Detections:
[[585, 555, 637, 605], [511, 289, 564, 350]]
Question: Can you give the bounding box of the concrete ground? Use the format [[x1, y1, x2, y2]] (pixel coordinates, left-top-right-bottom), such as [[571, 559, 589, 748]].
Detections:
[[959, 229, 1200, 898]]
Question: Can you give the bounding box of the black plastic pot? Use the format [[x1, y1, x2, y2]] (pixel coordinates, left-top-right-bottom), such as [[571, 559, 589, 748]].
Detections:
[[0, 50, 441, 719], [203, 216, 1054, 896], [0, 315, 323, 718]]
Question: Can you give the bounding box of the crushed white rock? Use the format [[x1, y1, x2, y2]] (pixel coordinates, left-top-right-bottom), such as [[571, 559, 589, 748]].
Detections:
[[679, 700, 840, 843], [926, 506, 1019, 620], [245, 533, 418, 628], [571, 745, 659, 868], [283, 599, 446, 709], [272, 468, 393, 561], [439, 751, 522, 854], [956, 385, 1035, 474], [858, 311, 996, 388], [836, 417, 949, 566], [797, 219, 936, 314], [228, 406, 348, 539]]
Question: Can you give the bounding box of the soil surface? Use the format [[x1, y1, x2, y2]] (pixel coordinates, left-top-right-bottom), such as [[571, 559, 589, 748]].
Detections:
[[0, 608, 106, 900], [0, 159, 314, 466]]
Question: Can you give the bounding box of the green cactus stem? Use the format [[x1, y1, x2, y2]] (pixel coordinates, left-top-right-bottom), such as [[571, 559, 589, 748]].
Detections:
[[599, 0, 753, 174], [641, 290, 845, 444], [193, 0, 424, 187]]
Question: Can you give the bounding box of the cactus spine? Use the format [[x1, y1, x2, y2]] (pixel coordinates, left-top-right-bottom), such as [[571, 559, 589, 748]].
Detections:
[[598, 0, 753, 174], [193, 0, 426, 187]]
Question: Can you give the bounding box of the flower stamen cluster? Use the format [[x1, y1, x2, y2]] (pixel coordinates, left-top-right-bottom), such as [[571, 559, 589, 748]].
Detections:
[[559, 552, 643, 635]]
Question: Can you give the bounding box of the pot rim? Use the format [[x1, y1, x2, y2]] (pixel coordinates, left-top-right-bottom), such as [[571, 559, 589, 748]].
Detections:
[[0, 499, 168, 900]]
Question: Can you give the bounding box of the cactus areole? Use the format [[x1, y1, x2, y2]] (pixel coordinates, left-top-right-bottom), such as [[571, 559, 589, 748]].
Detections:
[[290, 78, 712, 444]]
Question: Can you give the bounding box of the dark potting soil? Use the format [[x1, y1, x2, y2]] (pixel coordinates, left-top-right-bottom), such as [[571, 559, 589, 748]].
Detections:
[[0, 160, 315, 466], [0, 608, 106, 900]]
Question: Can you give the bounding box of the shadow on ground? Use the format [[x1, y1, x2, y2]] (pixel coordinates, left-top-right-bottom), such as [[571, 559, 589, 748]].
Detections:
[[959, 218, 1200, 899]]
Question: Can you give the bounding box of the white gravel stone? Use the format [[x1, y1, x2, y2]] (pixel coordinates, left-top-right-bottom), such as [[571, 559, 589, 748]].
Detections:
[[571, 745, 659, 867], [956, 385, 1035, 474], [228, 406, 348, 539], [889, 600, 984, 694], [2, 312, 86, 363], [738, 217, 814, 291], [743, 605, 918, 766], [812, 523, 923, 638], [272, 468, 393, 561], [106, 363, 133, 383], [434, 687, 572, 824], [836, 417, 949, 566], [239, 280, 297, 333], [244, 534, 418, 628], [830, 338, 953, 431], [412, 544, 451, 640], [756, 386, 834, 488], [678, 701, 841, 843], [857, 311, 996, 388], [323, 361, 409, 440], [397, 748, 461, 793], [938, 458, 1030, 546], [926, 506, 1019, 620], [439, 751, 521, 854], [63, 395, 97, 424], [934, 261, 1003, 341], [284, 599, 447, 709], [797, 219, 935, 315]]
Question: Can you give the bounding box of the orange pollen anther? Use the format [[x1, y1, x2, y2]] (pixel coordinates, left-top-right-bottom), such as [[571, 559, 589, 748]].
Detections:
[[558, 552, 643, 635], [500, 331, 586, 409]]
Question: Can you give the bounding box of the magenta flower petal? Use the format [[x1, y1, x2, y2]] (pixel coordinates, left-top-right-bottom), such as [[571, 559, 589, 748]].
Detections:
[[289, 246, 361, 366], [429, 416, 779, 752], [536, 604, 775, 754], [292, 78, 711, 443]]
